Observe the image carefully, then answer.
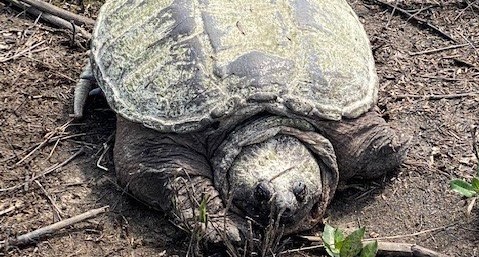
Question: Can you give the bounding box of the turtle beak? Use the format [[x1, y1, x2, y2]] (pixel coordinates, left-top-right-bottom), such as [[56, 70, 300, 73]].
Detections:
[[274, 193, 298, 223]]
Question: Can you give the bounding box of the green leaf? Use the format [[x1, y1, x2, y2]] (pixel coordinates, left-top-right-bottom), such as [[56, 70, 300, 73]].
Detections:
[[334, 228, 345, 251], [339, 228, 365, 257], [471, 177, 479, 191], [450, 180, 477, 198], [360, 241, 378, 257], [322, 224, 336, 246], [323, 225, 340, 257], [324, 245, 339, 257]]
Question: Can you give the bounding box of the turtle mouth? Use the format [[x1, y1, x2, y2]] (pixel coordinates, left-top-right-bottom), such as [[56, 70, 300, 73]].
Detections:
[[242, 201, 299, 226], [211, 115, 340, 231]]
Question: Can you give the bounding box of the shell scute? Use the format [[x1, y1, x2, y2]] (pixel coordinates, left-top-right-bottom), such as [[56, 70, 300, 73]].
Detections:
[[92, 0, 378, 132]]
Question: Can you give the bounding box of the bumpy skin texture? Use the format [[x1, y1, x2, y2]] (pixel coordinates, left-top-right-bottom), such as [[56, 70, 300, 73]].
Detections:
[[114, 117, 245, 243], [310, 110, 408, 181], [91, 0, 378, 133], [112, 112, 406, 241]]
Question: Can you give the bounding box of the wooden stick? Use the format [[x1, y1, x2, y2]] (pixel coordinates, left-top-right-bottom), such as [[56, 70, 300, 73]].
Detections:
[[18, 0, 95, 26], [472, 126, 478, 162], [409, 43, 470, 56], [373, 0, 457, 42], [4, 0, 91, 38], [394, 92, 478, 100], [377, 242, 449, 257], [0, 40, 47, 63], [0, 206, 16, 216], [281, 241, 448, 257], [419, 75, 479, 82], [301, 222, 458, 243], [2, 206, 108, 247], [34, 180, 63, 220]]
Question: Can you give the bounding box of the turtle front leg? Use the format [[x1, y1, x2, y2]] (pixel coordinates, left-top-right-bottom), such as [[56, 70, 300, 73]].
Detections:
[[72, 59, 96, 118], [114, 117, 244, 243], [315, 110, 409, 181]]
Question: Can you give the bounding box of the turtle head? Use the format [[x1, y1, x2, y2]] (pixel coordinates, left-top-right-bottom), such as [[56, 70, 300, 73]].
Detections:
[[228, 135, 323, 226], [213, 116, 339, 232]]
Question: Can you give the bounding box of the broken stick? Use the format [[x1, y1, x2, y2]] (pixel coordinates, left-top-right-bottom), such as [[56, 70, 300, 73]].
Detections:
[[409, 43, 469, 56], [394, 92, 478, 100], [1, 206, 109, 247], [291, 236, 450, 257], [4, 0, 91, 39], [19, 0, 95, 26], [377, 242, 449, 257]]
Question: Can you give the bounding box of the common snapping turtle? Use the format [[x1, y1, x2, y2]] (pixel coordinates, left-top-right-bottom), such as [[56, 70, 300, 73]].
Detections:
[[74, 0, 407, 242]]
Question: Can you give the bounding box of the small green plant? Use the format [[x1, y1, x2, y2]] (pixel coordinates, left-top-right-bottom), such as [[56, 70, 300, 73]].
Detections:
[[450, 174, 479, 198], [198, 194, 209, 224], [450, 168, 479, 198], [450, 127, 479, 213], [450, 167, 479, 215], [322, 224, 378, 257]]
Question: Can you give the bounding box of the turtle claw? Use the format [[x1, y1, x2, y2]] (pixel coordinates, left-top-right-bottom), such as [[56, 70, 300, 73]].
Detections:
[[203, 221, 242, 244], [201, 214, 246, 245]]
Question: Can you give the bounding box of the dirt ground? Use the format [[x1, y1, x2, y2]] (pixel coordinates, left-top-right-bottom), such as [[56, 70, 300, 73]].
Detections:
[[0, 0, 478, 256]]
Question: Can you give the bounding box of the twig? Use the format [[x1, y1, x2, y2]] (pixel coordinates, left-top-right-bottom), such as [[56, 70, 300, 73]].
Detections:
[[469, 0, 479, 10], [419, 75, 479, 82], [0, 133, 86, 164], [378, 242, 448, 257], [0, 206, 16, 216], [0, 147, 85, 193], [47, 138, 60, 160], [472, 126, 479, 162], [4, 0, 91, 38], [1, 206, 108, 247], [15, 119, 73, 166], [394, 92, 478, 100], [18, 0, 95, 25], [363, 222, 458, 241], [296, 222, 457, 254], [450, 57, 479, 70], [373, 0, 457, 42], [96, 133, 114, 171], [281, 241, 448, 257], [0, 40, 46, 63], [409, 43, 470, 56], [96, 143, 110, 171], [454, 0, 478, 21], [385, 3, 397, 28], [34, 180, 63, 220]]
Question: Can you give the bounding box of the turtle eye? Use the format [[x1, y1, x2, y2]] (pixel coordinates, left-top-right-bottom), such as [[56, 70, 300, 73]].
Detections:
[[254, 181, 273, 202], [293, 181, 307, 202]]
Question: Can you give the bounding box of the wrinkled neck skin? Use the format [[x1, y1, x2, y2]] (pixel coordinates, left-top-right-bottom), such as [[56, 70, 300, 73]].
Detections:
[[211, 114, 339, 234]]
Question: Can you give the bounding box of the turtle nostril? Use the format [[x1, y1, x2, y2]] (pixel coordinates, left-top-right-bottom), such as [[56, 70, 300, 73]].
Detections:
[[281, 207, 293, 217], [254, 181, 273, 202]]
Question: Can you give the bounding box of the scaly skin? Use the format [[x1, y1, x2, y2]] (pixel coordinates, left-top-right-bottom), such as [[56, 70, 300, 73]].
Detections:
[[114, 116, 245, 243], [111, 112, 407, 241]]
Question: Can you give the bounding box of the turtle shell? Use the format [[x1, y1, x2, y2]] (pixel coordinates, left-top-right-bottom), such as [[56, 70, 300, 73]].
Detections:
[[91, 0, 378, 132]]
